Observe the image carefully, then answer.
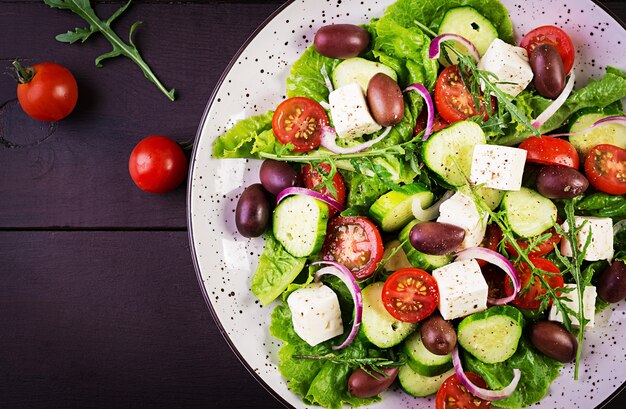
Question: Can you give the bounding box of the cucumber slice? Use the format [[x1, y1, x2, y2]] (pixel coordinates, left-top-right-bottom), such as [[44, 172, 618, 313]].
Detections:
[[568, 112, 626, 158], [501, 187, 557, 238], [403, 331, 453, 376], [457, 305, 524, 364], [458, 185, 504, 211], [399, 220, 453, 270], [422, 121, 486, 187], [272, 195, 329, 257], [398, 365, 455, 397], [331, 57, 397, 93], [361, 282, 417, 348], [369, 183, 435, 232], [438, 7, 499, 65]]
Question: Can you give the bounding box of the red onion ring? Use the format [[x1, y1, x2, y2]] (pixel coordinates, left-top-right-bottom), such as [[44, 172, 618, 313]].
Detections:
[[312, 261, 363, 350], [455, 247, 520, 305], [452, 347, 521, 401], [403, 83, 435, 141], [531, 72, 576, 129], [276, 187, 345, 213], [319, 125, 392, 154], [429, 34, 481, 62], [549, 115, 626, 138]]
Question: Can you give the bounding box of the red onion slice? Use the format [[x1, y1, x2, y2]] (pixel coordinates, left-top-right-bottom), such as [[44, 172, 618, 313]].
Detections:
[[403, 83, 435, 141], [531, 72, 576, 129], [452, 347, 521, 401], [549, 115, 626, 138], [429, 34, 481, 62], [277, 187, 345, 213], [312, 261, 363, 350], [319, 125, 391, 154], [455, 247, 520, 305]]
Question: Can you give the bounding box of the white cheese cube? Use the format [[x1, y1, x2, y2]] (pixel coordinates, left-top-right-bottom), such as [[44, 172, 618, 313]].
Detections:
[[560, 216, 614, 261], [477, 38, 534, 97], [548, 284, 597, 328], [437, 191, 488, 249], [432, 259, 488, 320], [286, 282, 344, 346], [470, 144, 527, 191], [329, 83, 382, 139]]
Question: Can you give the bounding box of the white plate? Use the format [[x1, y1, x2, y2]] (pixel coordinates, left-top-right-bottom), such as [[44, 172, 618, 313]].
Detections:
[[188, 1, 626, 407]]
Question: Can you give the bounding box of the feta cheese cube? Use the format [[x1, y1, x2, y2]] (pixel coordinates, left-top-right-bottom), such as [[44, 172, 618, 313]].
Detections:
[[329, 83, 382, 139], [432, 259, 488, 320], [437, 191, 488, 249], [478, 38, 534, 97], [286, 282, 343, 346], [548, 284, 597, 328], [470, 144, 527, 191], [560, 216, 614, 261]]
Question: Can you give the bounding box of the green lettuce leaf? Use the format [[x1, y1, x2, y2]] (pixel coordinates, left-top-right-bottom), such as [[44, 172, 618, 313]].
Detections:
[[463, 337, 562, 409], [213, 111, 277, 158], [575, 192, 626, 220], [251, 232, 307, 306], [286, 46, 342, 101]]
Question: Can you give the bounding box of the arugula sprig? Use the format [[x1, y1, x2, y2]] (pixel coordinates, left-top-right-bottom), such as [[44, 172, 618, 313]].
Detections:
[[293, 353, 406, 379], [43, 0, 175, 101]]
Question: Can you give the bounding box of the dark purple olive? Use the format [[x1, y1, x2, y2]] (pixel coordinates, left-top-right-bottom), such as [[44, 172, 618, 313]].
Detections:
[[536, 165, 589, 199], [235, 183, 271, 238], [314, 24, 370, 59], [259, 159, 302, 196], [530, 44, 566, 99], [347, 366, 399, 398], [409, 222, 465, 255], [598, 260, 626, 303], [367, 73, 405, 127], [420, 314, 457, 356], [529, 320, 577, 363]]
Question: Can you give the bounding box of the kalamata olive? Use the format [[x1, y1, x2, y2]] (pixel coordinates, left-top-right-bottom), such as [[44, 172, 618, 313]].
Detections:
[[314, 24, 370, 59], [235, 183, 271, 238], [420, 314, 457, 356], [367, 73, 405, 127], [598, 260, 626, 303], [347, 366, 399, 398], [530, 44, 566, 99], [529, 320, 577, 363], [259, 159, 302, 196], [409, 222, 465, 255], [536, 165, 589, 199]]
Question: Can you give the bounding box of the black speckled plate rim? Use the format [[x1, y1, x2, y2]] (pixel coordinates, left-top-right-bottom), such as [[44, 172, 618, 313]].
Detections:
[[186, 1, 626, 408]]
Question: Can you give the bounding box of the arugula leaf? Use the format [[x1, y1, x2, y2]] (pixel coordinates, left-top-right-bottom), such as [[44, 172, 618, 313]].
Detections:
[[44, 0, 175, 100]]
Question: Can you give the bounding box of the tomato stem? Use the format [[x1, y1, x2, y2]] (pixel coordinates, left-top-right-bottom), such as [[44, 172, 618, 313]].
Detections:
[[12, 60, 34, 84]]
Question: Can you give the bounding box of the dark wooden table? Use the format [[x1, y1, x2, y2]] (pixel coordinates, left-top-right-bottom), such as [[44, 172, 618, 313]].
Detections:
[[1, 1, 624, 408]]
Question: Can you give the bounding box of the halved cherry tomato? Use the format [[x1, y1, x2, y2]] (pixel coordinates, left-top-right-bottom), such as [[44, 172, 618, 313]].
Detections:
[[504, 258, 564, 310], [476, 224, 504, 267], [413, 109, 450, 136], [584, 144, 626, 195], [518, 136, 579, 169], [435, 65, 490, 124], [436, 372, 491, 409], [520, 26, 575, 74], [272, 97, 328, 152], [301, 163, 346, 215], [381, 268, 439, 322], [322, 216, 383, 279]]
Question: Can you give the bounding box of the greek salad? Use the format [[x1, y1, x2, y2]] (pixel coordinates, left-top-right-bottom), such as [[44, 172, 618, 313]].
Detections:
[[212, 0, 626, 407]]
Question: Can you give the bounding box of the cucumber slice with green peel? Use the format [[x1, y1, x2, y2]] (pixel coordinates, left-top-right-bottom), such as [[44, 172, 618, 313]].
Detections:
[[272, 195, 329, 257], [457, 305, 524, 364], [369, 183, 435, 232], [403, 331, 453, 376], [438, 7, 499, 64], [361, 282, 417, 348], [458, 185, 504, 211], [422, 121, 486, 188], [399, 220, 453, 270], [568, 112, 626, 158], [501, 187, 557, 238], [331, 57, 397, 93], [398, 365, 455, 397]]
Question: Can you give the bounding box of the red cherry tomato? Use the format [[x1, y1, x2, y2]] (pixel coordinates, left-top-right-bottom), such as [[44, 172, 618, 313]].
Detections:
[[381, 268, 439, 323], [584, 144, 626, 195], [518, 136, 580, 169], [272, 97, 328, 152], [15, 61, 78, 122], [301, 163, 346, 214], [413, 109, 450, 136], [321, 216, 383, 279], [485, 224, 561, 258], [129, 136, 188, 194], [504, 258, 564, 310], [520, 26, 575, 74], [435, 65, 490, 124], [475, 224, 504, 268], [436, 372, 491, 409]]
